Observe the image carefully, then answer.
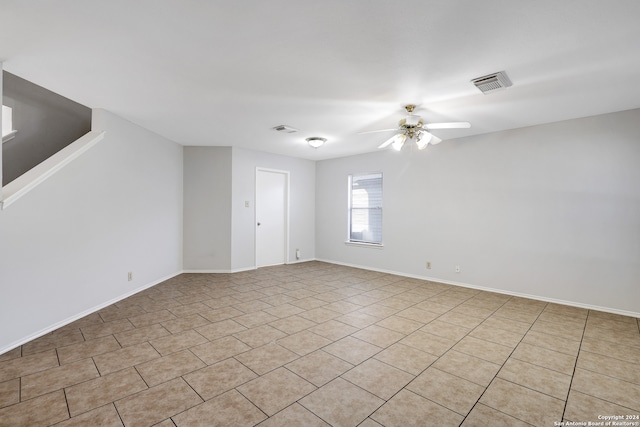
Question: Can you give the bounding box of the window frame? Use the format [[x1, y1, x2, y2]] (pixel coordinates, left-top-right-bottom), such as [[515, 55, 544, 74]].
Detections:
[[2, 104, 17, 143], [346, 172, 383, 247]]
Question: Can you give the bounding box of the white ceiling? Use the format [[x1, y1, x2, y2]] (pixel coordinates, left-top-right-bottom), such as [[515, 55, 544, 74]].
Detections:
[[1, 0, 639, 160]]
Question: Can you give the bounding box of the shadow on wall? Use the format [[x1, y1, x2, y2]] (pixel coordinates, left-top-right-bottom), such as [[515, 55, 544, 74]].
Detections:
[[2, 71, 92, 185]]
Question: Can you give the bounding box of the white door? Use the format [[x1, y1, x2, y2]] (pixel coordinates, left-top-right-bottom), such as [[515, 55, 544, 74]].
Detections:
[[255, 169, 288, 267]]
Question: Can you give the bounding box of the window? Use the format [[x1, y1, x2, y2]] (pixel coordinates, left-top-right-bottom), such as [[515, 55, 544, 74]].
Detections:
[[348, 172, 382, 244], [2, 105, 17, 143]]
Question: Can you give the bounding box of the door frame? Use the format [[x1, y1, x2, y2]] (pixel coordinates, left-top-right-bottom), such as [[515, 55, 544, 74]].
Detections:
[[255, 167, 290, 267]]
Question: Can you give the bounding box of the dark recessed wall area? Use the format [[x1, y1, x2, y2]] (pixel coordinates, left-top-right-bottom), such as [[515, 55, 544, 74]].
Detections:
[[2, 71, 92, 185]]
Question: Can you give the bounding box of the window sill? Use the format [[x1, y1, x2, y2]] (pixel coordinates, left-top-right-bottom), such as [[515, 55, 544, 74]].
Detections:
[[344, 241, 384, 249], [2, 130, 17, 143]]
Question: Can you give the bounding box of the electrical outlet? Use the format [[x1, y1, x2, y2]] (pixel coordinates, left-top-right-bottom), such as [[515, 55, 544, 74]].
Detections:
[[426, 261, 431, 269], [296, 249, 300, 260], [455, 265, 460, 273], [127, 272, 133, 281]]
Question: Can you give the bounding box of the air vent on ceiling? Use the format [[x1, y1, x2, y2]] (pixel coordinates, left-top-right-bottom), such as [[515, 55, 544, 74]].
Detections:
[[272, 125, 298, 133], [471, 71, 512, 94]]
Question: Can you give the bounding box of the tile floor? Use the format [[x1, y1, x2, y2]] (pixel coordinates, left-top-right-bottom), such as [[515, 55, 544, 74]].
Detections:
[[1, 261, 639, 426]]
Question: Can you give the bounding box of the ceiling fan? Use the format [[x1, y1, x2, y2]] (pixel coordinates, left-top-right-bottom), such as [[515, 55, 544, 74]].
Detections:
[[361, 105, 470, 151]]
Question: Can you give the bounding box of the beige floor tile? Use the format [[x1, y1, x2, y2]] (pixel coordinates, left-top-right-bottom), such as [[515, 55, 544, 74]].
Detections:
[[335, 311, 381, 329], [375, 316, 423, 335], [299, 307, 341, 323], [433, 350, 501, 387], [57, 335, 121, 365], [269, 315, 317, 334], [437, 312, 485, 329], [374, 343, 437, 375], [0, 348, 21, 363], [342, 359, 414, 400], [200, 307, 245, 323], [586, 315, 638, 333], [521, 330, 581, 356], [323, 300, 362, 314], [357, 304, 400, 319], [300, 377, 384, 427], [93, 342, 160, 375], [511, 342, 576, 375], [66, 367, 147, 416], [234, 342, 299, 375], [583, 323, 640, 347], [81, 319, 134, 340], [129, 309, 177, 328], [237, 367, 316, 415], [172, 389, 266, 427], [111, 324, 170, 349], [323, 336, 382, 365], [358, 418, 384, 427], [454, 336, 514, 365], [0, 378, 19, 409], [167, 302, 210, 317], [480, 378, 564, 426], [0, 349, 59, 382], [149, 330, 209, 356], [307, 320, 357, 341], [276, 330, 332, 356], [98, 305, 146, 322], [195, 319, 247, 341], [413, 300, 452, 314], [498, 358, 572, 399], [352, 325, 405, 348], [22, 329, 85, 356], [400, 331, 457, 357], [577, 350, 640, 385], [407, 367, 485, 415], [233, 311, 279, 328], [285, 350, 353, 386], [190, 336, 251, 365], [260, 294, 297, 306], [233, 300, 274, 314], [564, 389, 638, 422], [571, 368, 640, 411], [256, 403, 330, 426], [395, 307, 439, 324], [0, 390, 68, 427], [419, 320, 471, 341], [184, 358, 257, 400], [449, 305, 495, 320], [54, 403, 124, 427], [537, 311, 587, 327], [264, 303, 306, 318], [469, 324, 524, 348], [115, 378, 203, 427], [480, 315, 531, 335], [371, 389, 463, 427], [233, 325, 288, 348], [530, 319, 584, 341], [461, 403, 531, 427], [136, 349, 205, 387], [21, 358, 99, 400], [581, 336, 640, 364], [160, 313, 210, 334], [377, 296, 415, 310], [493, 307, 538, 324]]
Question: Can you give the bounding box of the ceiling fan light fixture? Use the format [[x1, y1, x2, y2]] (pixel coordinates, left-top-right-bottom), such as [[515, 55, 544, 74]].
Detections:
[[416, 132, 432, 150], [306, 137, 326, 148], [391, 134, 407, 151]]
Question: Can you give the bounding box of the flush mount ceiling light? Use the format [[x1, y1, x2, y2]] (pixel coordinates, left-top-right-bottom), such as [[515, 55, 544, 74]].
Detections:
[[306, 137, 326, 148], [360, 104, 470, 151]]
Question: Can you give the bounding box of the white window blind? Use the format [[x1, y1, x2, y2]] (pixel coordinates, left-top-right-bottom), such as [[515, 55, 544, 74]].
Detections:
[[348, 172, 382, 244]]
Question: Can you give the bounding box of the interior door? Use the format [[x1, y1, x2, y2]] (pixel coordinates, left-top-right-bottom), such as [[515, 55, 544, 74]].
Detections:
[[255, 169, 288, 267]]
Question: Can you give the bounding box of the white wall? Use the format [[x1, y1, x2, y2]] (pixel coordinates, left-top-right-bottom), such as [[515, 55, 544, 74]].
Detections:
[[231, 147, 316, 271], [316, 109, 640, 316], [183, 146, 232, 271], [0, 109, 183, 353]]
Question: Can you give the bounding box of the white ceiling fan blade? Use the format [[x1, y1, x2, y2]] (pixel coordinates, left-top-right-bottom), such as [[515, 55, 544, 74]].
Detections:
[[429, 134, 443, 145], [358, 128, 399, 135], [378, 133, 400, 149], [425, 122, 471, 130]]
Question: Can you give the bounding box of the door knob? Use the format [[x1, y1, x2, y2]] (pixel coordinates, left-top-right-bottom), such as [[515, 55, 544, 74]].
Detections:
[[257, 222, 261, 226]]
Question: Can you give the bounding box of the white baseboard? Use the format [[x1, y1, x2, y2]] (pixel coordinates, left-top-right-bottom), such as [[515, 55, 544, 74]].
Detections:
[[0, 271, 182, 356], [316, 258, 640, 319]]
